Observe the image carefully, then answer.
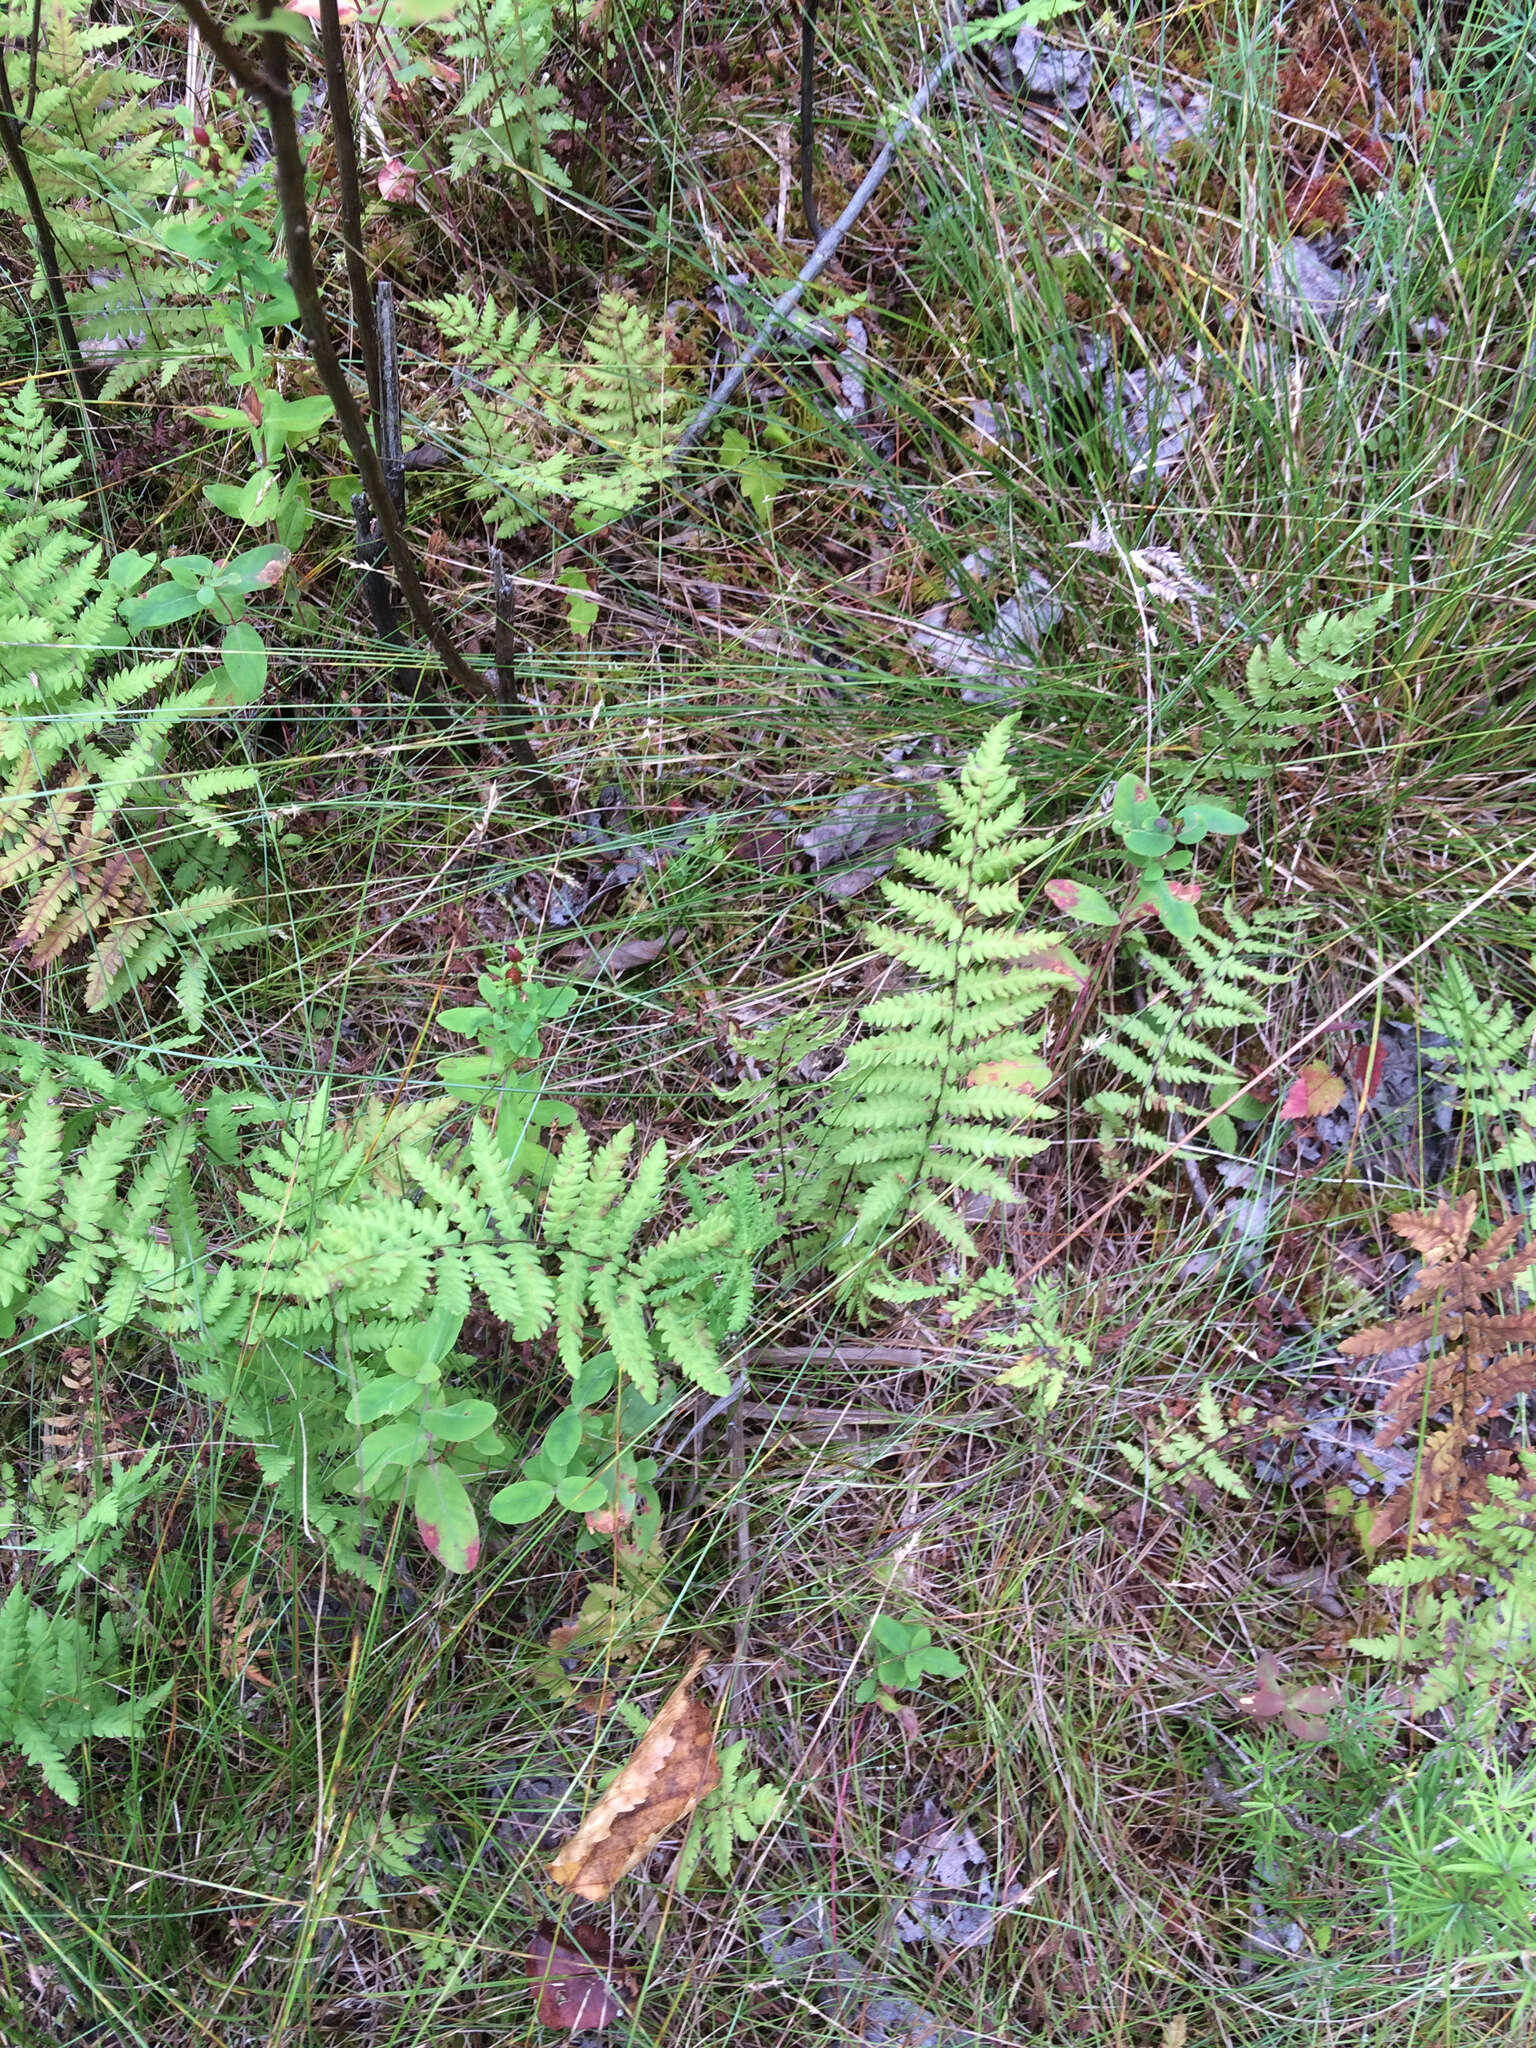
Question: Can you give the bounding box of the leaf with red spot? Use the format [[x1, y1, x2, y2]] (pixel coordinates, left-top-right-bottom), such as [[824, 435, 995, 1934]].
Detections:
[[1128, 877, 1202, 940], [1348, 1042, 1388, 1103], [1019, 940, 1089, 988], [1280, 1062, 1346, 1121], [525, 1920, 635, 2030], [414, 1463, 480, 1572], [1043, 877, 1117, 926]]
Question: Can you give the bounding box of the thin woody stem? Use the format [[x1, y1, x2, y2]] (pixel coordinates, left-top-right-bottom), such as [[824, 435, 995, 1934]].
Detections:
[[315, 0, 381, 418], [0, 50, 98, 409], [174, 0, 545, 780]]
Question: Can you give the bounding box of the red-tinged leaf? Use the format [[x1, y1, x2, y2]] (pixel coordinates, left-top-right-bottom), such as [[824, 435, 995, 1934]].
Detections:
[[1043, 877, 1117, 925], [1281, 1685, 1340, 1742], [414, 1463, 480, 1572], [967, 1058, 1040, 1094], [1280, 1062, 1347, 1121], [378, 155, 417, 201], [240, 385, 263, 428], [1239, 1652, 1339, 1742], [1018, 940, 1089, 987], [1348, 1042, 1388, 1103], [525, 1920, 634, 2030]]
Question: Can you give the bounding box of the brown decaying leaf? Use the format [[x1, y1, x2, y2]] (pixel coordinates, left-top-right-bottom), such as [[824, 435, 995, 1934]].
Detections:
[[525, 1919, 636, 2031], [558, 928, 685, 978], [549, 1649, 721, 1902]]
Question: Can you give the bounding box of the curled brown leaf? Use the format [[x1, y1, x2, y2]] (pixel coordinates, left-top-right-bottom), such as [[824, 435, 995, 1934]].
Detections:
[[549, 1649, 721, 1902]]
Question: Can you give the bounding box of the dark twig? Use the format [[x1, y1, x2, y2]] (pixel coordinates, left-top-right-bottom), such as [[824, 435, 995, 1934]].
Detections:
[[352, 281, 404, 639], [799, 0, 819, 241], [0, 50, 98, 409], [490, 548, 516, 717], [375, 279, 404, 487], [23, 0, 41, 122], [176, 0, 270, 96], [176, 0, 543, 778], [315, 0, 381, 417]]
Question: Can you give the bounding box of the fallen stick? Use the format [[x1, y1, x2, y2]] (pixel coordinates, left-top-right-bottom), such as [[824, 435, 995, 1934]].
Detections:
[[673, 37, 963, 457]]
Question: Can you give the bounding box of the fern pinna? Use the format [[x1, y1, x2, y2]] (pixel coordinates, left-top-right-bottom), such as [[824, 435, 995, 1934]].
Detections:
[[808, 717, 1077, 1299], [1422, 956, 1536, 1172], [1084, 901, 1292, 1156], [0, 383, 262, 1025], [0, 1585, 169, 1804]]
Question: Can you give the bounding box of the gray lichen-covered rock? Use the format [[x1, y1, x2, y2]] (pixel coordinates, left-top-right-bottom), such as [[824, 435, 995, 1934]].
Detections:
[[1261, 237, 1368, 333], [910, 569, 1063, 704], [1110, 78, 1210, 157], [1106, 357, 1204, 481], [796, 777, 943, 899], [990, 26, 1093, 111]]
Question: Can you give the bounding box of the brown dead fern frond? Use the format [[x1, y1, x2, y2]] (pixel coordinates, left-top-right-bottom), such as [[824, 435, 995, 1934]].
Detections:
[[1342, 1192, 1536, 1540]]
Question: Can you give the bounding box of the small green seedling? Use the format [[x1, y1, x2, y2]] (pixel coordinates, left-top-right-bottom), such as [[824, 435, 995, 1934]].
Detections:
[[855, 1614, 965, 1710], [1045, 774, 1248, 941], [720, 422, 788, 524], [346, 1303, 510, 1573], [487, 1351, 671, 1552], [117, 544, 289, 705], [436, 961, 579, 1182]]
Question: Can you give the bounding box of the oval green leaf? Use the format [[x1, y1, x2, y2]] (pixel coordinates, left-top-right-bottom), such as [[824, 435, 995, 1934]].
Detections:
[[543, 1408, 583, 1471], [349, 1374, 422, 1426], [420, 1398, 498, 1442], [555, 1473, 608, 1513], [1180, 797, 1248, 839], [414, 1464, 480, 1571], [357, 1419, 425, 1486], [487, 1478, 557, 1524]]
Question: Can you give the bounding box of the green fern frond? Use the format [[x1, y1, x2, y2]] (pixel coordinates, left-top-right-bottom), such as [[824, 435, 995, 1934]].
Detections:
[[1351, 1461, 1536, 1717], [422, 291, 686, 536], [0, 1583, 168, 1804], [677, 1739, 784, 1888], [1422, 956, 1536, 1170], [798, 719, 1074, 1303], [1085, 903, 1292, 1153], [1210, 593, 1391, 779], [441, 0, 573, 209], [0, 383, 263, 1022]]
